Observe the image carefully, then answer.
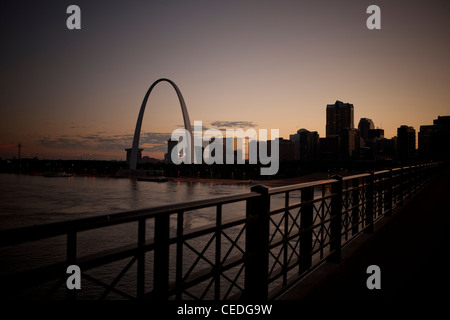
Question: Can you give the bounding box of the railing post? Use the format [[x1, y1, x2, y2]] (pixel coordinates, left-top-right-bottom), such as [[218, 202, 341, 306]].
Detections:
[[377, 173, 383, 218], [407, 166, 413, 198], [328, 176, 342, 263], [384, 169, 393, 216], [154, 213, 170, 299], [244, 185, 270, 300], [365, 172, 375, 233], [351, 178, 359, 235], [299, 186, 314, 274], [215, 205, 222, 300], [398, 167, 404, 205], [137, 218, 146, 299]]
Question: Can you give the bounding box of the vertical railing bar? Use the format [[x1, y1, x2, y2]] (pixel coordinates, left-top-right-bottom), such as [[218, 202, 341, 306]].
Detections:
[[321, 184, 326, 259], [215, 204, 222, 300], [328, 176, 342, 263], [283, 191, 289, 286], [154, 212, 170, 300], [398, 167, 404, 206], [321, 184, 325, 218], [176, 211, 184, 300], [385, 169, 393, 216], [365, 172, 375, 233], [299, 186, 314, 273], [378, 174, 383, 217], [137, 218, 146, 299], [352, 178, 359, 235], [345, 180, 350, 240]]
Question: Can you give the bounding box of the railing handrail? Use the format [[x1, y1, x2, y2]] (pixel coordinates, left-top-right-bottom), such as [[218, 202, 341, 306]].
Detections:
[[268, 179, 338, 195]]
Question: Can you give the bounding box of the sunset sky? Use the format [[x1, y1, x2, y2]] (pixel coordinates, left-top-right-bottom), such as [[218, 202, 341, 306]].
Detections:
[[1, 0, 449, 160]]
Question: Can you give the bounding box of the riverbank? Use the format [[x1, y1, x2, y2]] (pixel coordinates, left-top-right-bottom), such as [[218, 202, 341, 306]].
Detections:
[[169, 170, 359, 187], [1, 169, 361, 187]]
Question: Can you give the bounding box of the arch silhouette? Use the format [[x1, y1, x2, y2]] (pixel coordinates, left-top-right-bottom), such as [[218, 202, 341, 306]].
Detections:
[[129, 78, 193, 170]]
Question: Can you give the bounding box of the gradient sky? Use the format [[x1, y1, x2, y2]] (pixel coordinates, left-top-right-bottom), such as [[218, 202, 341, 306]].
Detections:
[[1, 0, 449, 160]]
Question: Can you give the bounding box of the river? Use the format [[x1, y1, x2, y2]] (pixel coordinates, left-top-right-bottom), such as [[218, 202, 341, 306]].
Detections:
[[0, 173, 333, 300], [0, 173, 257, 299], [0, 173, 252, 230]]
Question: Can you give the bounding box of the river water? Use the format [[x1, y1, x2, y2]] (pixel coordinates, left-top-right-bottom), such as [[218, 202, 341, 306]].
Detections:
[[0, 173, 332, 300], [0, 173, 252, 229], [0, 173, 256, 299]]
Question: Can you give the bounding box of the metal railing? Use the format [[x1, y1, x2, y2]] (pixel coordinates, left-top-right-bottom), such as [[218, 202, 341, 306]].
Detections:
[[0, 163, 440, 300]]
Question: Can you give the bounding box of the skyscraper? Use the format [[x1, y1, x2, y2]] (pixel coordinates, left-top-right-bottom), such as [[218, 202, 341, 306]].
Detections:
[[290, 129, 319, 161], [166, 139, 179, 164], [418, 116, 450, 161], [358, 118, 375, 141], [326, 100, 354, 138], [340, 128, 360, 161], [397, 125, 416, 163]]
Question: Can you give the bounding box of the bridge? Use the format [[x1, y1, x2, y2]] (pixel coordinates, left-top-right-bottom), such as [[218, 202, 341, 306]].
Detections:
[[0, 162, 446, 300]]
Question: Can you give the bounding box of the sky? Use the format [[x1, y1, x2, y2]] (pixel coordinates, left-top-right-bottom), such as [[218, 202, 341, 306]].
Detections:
[[1, 0, 449, 160]]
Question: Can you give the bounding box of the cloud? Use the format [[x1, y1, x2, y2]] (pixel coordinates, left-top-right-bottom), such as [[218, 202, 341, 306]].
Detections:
[[69, 122, 89, 129], [0, 142, 17, 150], [210, 121, 257, 128], [37, 132, 172, 153]]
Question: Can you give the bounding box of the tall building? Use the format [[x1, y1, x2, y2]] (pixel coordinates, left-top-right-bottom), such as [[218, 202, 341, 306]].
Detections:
[[419, 116, 450, 161], [340, 128, 360, 161], [358, 118, 375, 141], [397, 125, 416, 163], [319, 136, 339, 161], [290, 129, 320, 161], [166, 139, 179, 164], [373, 138, 397, 161], [277, 138, 295, 162], [368, 129, 384, 140], [326, 100, 354, 138]]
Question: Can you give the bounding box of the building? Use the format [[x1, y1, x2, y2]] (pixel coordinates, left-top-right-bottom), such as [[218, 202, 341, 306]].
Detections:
[[339, 128, 360, 161], [397, 125, 416, 163], [418, 116, 450, 161], [290, 129, 320, 161], [326, 100, 354, 138], [319, 136, 339, 161], [368, 128, 384, 140], [277, 138, 295, 162], [166, 139, 179, 164], [373, 138, 397, 161], [358, 118, 375, 141]]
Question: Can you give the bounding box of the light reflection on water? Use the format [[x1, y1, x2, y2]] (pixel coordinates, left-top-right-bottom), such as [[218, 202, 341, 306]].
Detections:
[[0, 174, 332, 299], [0, 173, 254, 299], [0, 173, 251, 229]]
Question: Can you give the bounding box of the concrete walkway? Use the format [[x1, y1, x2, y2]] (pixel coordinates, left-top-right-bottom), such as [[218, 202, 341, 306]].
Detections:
[[279, 164, 450, 300]]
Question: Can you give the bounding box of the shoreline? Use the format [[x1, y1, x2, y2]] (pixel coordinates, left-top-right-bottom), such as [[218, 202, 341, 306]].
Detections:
[[2, 170, 359, 187], [168, 171, 345, 187]]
